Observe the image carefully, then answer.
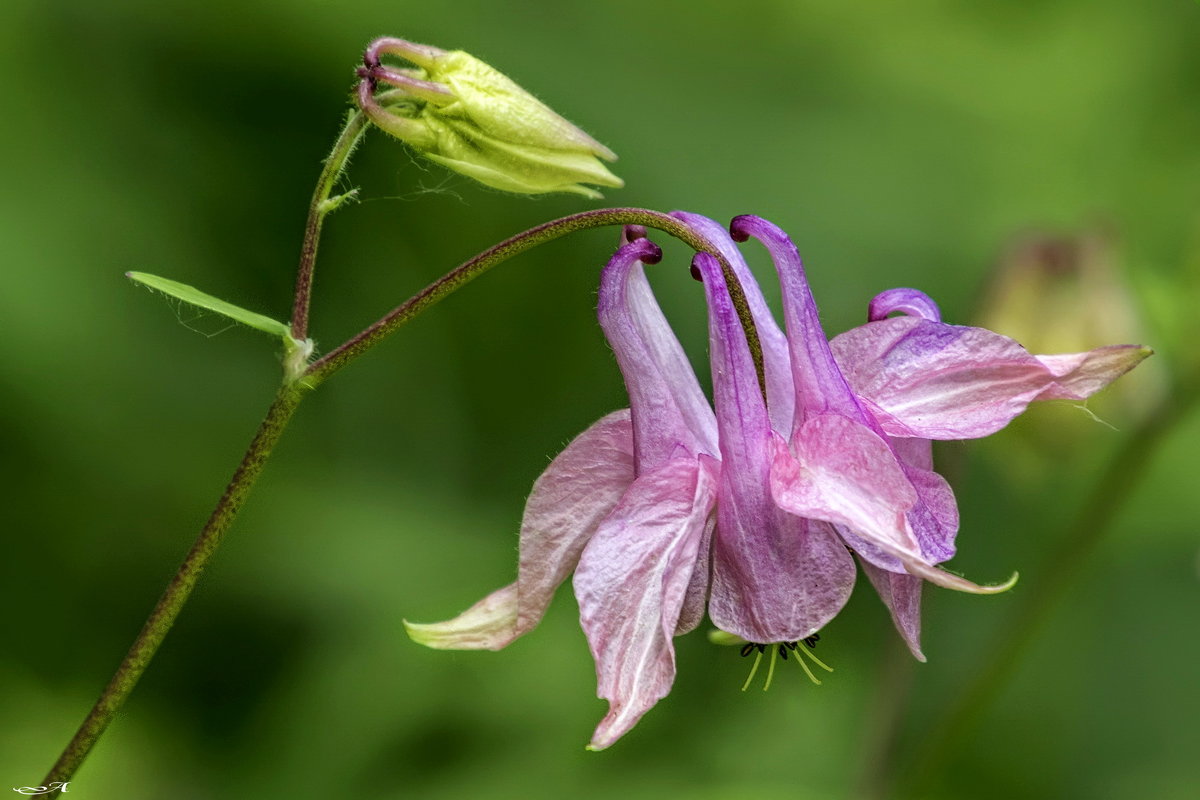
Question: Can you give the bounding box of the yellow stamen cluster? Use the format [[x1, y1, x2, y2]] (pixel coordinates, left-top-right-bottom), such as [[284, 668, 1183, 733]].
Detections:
[[739, 641, 834, 691]]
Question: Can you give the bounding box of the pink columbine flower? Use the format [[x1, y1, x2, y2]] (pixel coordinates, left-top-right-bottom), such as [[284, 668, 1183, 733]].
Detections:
[[403, 211, 1150, 749], [719, 215, 1150, 659], [404, 214, 858, 749]]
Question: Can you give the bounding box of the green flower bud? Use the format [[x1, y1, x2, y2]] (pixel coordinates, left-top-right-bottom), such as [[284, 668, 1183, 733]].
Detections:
[[358, 37, 623, 198]]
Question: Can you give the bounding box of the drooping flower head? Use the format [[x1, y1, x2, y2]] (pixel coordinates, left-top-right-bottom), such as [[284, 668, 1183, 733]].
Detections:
[[404, 211, 1150, 748]]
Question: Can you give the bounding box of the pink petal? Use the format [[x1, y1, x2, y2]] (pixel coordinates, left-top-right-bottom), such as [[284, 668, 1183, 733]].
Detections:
[[403, 410, 635, 650], [831, 317, 1151, 439], [771, 416, 919, 555], [708, 513, 856, 645], [904, 460, 959, 564], [405, 583, 518, 650], [574, 456, 719, 750], [673, 514, 714, 636], [675, 456, 720, 635], [771, 416, 1014, 595], [858, 560, 926, 662], [515, 410, 637, 634], [883, 436, 958, 563], [1034, 346, 1152, 400]]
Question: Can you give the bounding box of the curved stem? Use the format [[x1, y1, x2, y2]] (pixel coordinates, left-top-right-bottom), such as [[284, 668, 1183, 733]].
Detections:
[[893, 379, 1200, 798], [38, 386, 305, 795], [289, 110, 370, 341], [40, 203, 766, 794], [304, 207, 767, 392]]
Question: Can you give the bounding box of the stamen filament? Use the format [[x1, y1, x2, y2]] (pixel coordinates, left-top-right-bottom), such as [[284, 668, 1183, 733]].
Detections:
[[792, 646, 822, 685], [741, 649, 764, 692], [762, 646, 779, 691], [802, 647, 835, 674]]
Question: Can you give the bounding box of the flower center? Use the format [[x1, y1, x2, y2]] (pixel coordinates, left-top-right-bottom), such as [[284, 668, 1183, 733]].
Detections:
[[739, 635, 833, 691]]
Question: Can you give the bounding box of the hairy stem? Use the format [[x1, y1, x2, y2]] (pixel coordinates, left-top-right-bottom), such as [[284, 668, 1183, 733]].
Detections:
[[289, 110, 369, 341], [39, 108, 373, 791], [39, 386, 305, 794], [304, 207, 767, 391], [41, 200, 766, 792], [893, 379, 1199, 798]]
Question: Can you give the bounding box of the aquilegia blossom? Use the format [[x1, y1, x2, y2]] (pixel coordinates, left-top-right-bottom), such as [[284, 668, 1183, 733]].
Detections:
[[404, 214, 844, 748], [721, 215, 1149, 659], [405, 211, 1149, 749]]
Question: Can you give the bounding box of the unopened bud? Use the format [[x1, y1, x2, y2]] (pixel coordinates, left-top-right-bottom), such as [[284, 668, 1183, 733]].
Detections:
[[357, 36, 623, 198]]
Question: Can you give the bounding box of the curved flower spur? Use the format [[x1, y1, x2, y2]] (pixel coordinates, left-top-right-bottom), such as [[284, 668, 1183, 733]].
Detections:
[[356, 36, 623, 197]]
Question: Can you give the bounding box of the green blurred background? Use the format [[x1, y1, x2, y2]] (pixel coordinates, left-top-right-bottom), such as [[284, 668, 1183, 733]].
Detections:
[[3, 1, 1198, 797]]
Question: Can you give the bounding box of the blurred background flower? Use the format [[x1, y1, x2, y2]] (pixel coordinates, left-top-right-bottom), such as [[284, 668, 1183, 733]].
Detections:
[[2, 2, 1197, 799]]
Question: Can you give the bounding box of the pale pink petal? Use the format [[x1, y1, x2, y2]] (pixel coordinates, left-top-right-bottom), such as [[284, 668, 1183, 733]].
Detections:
[[675, 455, 719, 635], [404, 410, 635, 651], [404, 583, 517, 650], [673, 516, 713, 636], [515, 410, 637, 634], [771, 416, 1015, 595], [574, 456, 719, 750], [1034, 346, 1152, 400], [858, 560, 926, 662], [771, 416, 919, 556], [831, 317, 1150, 439]]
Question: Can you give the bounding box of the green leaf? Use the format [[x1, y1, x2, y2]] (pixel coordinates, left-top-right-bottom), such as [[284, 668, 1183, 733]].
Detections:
[[126, 271, 292, 340]]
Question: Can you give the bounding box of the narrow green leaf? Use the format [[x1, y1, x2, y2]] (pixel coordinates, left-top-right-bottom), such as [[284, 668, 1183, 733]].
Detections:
[[126, 271, 292, 339]]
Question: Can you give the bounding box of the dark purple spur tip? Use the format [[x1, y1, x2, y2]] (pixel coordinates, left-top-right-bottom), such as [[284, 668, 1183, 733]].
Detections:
[[626, 237, 662, 265], [730, 215, 792, 249], [691, 251, 719, 280], [728, 215, 754, 242]]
